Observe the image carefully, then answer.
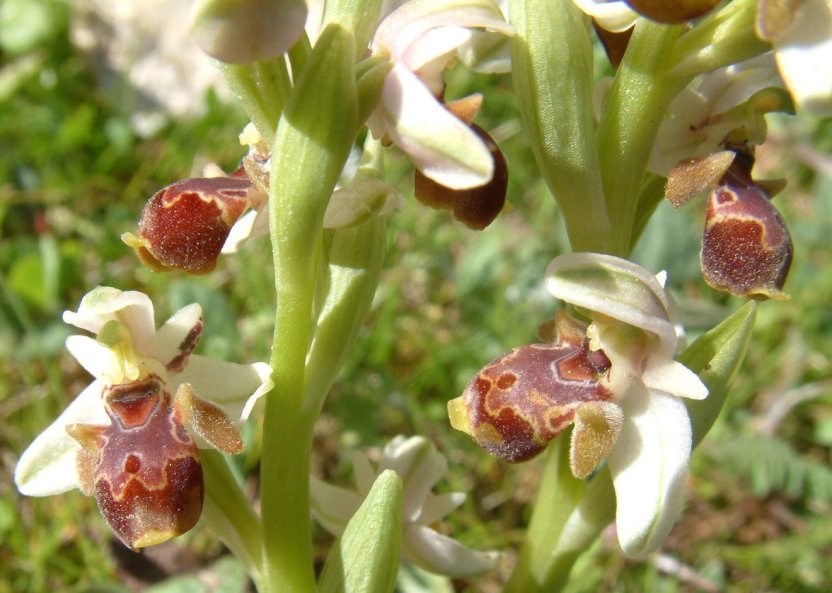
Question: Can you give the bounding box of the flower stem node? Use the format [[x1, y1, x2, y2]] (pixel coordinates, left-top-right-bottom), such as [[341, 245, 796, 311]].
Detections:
[[702, 177, 793, 300], [14, 287, 272, 549], [122, 176, 253, 275]]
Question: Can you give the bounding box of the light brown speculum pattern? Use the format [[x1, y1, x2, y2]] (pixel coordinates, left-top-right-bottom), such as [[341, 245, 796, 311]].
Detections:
[[456, 333, 611, 463], [68, 377, 204, 549]]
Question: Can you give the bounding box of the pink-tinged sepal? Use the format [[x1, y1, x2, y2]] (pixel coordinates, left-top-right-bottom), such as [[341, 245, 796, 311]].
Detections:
[[123, 176, 252, 275], [449, 312, 612, 463], [701, 173, 793, 300]]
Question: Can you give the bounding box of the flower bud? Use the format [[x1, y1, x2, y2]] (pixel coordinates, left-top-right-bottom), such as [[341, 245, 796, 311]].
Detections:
[[123, 176, 252, 274], [189, 0, 308, 65], [414, 124, 508, 230], [624, 0, 721, 23], [701, 178, 793, 299], [448, 313, 611, 463]]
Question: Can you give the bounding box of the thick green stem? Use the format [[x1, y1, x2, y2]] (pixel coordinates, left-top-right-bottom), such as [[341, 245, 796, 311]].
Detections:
[[509, 0, 612, 253], [504, 436, 587, 593], [597, 20, 687, 255], [220, 60, 290, 142], [260, 25, 358, 593]]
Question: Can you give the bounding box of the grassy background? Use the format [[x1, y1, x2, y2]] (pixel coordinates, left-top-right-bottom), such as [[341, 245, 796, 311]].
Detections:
[[2, 2, 832, 592]]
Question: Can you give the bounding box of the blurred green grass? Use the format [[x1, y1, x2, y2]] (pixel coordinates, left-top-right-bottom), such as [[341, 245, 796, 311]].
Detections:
[[2, 2, 832, 592]]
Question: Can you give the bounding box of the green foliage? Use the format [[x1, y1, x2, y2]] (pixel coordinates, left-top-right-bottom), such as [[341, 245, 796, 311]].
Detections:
[[707, 435, 832, 502]]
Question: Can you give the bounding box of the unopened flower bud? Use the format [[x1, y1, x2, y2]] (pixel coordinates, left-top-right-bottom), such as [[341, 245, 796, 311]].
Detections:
[[625, 0, 722, 23], [448, 313, 611, 463], [123, 176, 252, 274], [189, 0, 308, 65], [701, 177, 793, 299], [414, 124, 508, 230]]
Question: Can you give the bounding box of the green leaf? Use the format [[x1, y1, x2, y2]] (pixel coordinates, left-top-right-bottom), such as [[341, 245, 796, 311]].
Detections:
[[509, 0, 611, 252], [680, 301, 757, 446], [318, 470, 403, 593]]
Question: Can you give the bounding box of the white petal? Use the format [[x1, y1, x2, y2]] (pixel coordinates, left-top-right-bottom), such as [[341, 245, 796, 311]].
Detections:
[[642, 356, 708, 401], [149, 303, 203, 366], [14, 381, 109, 496], [774, 0, 832, 115], [379, 64, 493, 189], [607, 388, 691, 557], [572, 0, 638, 33], [403, 524, 499, 577], [222, 209, 262, 253], [545, 253, 678, 355], [379, 436, 447, 522], [174, 356, 272, 422], [65, 335, 121, 380], [309, 475, 364, 536], [351, 451, 378, 496], [373, 0, 512, 61], [416, 491, 466, 525], [63, 287, 156, 352]]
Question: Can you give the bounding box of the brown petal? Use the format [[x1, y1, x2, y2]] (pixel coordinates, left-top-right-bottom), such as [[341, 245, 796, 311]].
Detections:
[[414, 124, 508, 230]]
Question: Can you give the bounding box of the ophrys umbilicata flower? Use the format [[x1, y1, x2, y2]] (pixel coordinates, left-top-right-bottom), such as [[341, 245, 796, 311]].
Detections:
[[14, 287, 272, 549], [310, 435, 500, 577]]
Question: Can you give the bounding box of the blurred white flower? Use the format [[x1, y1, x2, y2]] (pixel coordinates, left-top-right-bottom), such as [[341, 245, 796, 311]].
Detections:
[[311, 435, 500, 577], [546, 253, 707, 556], [760, 0, 832, 115], [572, 0, 638, 32]]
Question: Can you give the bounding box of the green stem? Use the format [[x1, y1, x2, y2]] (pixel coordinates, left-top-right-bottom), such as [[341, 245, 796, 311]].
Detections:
[[597, 20, 687, 255], [200, 449, 264, 587], [670, 0, 770, 79], [509, 0, 612, 253], [259, 25, 358, 593], [504, 436, 586, 593]]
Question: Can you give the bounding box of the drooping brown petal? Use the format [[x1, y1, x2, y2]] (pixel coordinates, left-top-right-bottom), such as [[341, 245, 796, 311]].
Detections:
[[665, 151, 736, 208], [625, 0, 722, 23], [123, 176, 252, 275], [593, 22, 634, 69], [701, 179, 793, 300], [414, 124, 508, 230], [448, 314, 611, 463]]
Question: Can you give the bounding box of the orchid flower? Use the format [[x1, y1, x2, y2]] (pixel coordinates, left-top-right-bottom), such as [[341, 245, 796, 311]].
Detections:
[[757, 0, 832, 116], [310, 435, 500, 578], [14, 287, 272, 549], [545, 253, 707, 556], [648, 54, 790, 179], [368, 0, 513, 189]]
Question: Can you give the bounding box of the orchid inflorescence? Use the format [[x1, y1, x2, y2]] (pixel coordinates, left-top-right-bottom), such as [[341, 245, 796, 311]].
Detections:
[[14, 0, 829, 591]]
